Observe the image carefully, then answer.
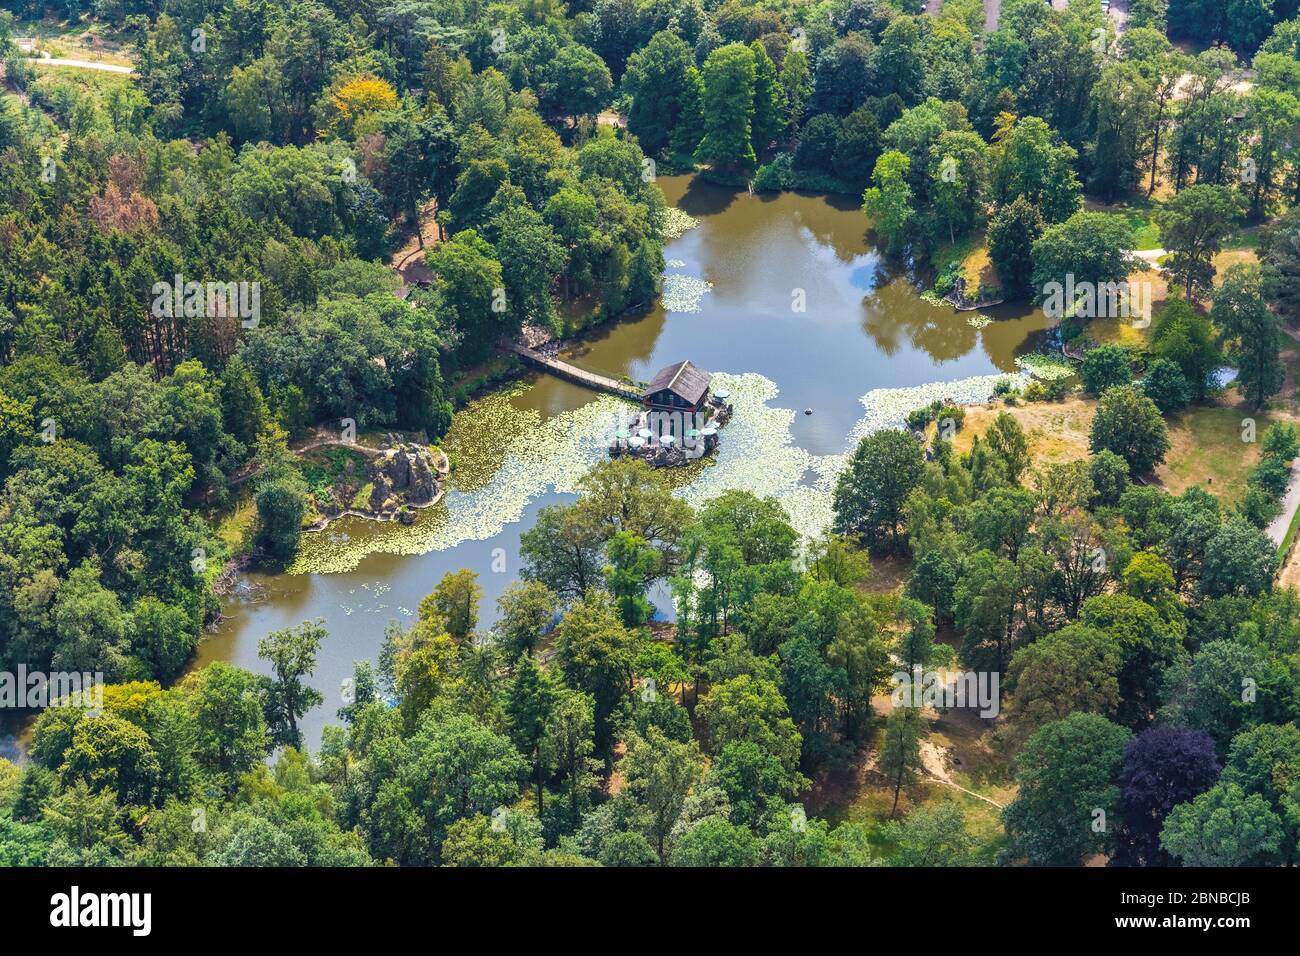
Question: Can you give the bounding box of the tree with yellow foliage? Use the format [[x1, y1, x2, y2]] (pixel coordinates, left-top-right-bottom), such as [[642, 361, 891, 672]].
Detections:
[[320, 74, 398, 138]]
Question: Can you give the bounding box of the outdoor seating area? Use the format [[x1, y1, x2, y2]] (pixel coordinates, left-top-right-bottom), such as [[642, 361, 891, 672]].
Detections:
[[609, 362, 733, 467]]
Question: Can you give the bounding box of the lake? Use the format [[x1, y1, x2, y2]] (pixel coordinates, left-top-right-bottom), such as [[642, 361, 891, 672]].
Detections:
[[8, 175, 1056, 757]]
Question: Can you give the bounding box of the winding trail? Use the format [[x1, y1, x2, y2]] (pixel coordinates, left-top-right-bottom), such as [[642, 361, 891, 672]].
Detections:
[[919, 741, 1006, 810]]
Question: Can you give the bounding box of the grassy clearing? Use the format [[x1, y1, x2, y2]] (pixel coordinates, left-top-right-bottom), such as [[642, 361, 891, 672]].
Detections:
[[954, 391, 1278, 510], [1156, 404, 1272, 506], [209, 488, 257, 561], [14, 17, 135, 66], [931, 231, 998, 291], [1085, 196, 1163, 250], [808, 705, 1012, 862], [1087, 315, 1153, 350], [955, 397, 1095, 466], [298, 445, 368, 499]]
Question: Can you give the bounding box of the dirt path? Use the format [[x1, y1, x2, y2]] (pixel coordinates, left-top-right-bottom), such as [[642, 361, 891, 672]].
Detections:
[[15, 41, 133, 74], [390, 198, 439, 296], [919, 740, 1006, 809]]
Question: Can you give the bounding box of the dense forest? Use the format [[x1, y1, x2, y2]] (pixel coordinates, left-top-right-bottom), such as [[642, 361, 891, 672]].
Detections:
[[6, 0, 1300, 867]]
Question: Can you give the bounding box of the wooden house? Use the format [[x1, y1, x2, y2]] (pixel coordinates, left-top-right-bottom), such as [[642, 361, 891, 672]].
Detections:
[[641, 360, 712, 414]]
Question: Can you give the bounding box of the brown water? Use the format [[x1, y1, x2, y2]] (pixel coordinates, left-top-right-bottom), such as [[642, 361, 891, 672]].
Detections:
[[156, 177, 1056, 749]]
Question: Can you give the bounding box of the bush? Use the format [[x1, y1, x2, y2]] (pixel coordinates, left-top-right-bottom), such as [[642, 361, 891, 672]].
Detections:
[[753, 153, 794, 192], [933, 261, 964, 298], [1142, 358, 1190, 413], [1081, 344, 1133, 395], [906, 401, 966, 432], [1024, 376, 1071, 402]]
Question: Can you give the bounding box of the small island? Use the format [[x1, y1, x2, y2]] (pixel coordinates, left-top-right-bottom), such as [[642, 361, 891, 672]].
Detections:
[[609, 360, 734, 467]]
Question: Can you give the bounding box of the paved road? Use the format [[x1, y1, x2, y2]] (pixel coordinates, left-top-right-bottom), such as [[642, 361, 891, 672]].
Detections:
[[1267, 462, 1300, 546]]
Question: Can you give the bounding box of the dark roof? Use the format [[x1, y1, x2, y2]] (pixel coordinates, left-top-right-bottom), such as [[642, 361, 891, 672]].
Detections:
[[643, 361, 711, 404]]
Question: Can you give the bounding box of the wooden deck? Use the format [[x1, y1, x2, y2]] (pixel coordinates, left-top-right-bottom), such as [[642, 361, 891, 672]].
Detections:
[[499, 340, 644, 401]]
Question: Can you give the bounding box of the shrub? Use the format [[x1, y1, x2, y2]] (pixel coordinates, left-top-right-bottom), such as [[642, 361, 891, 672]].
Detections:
[[1141, 358, 1190, 413], [1081, 344, 1133, 395]]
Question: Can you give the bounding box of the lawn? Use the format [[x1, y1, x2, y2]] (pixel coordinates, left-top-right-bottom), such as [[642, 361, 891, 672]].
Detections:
[[13, 18, 135, 66], [298, 445, 369, 500], [954, 392, 1277, 510], [930, 232, 998, 292], [1156, 404, 1273, 507], [1084, 196, 1162, 250]]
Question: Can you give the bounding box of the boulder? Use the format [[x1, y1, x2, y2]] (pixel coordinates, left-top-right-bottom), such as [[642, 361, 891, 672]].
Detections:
[[369, 473, 392, 511]]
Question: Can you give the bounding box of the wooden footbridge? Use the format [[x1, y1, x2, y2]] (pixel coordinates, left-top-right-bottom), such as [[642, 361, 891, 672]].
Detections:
[[499, 340, 645, 401]]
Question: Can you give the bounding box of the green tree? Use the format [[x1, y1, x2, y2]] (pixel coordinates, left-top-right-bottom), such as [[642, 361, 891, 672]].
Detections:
[[1001, 713, 1133, 865], [430, 569, 482, 642], [670, 66, 707, 157], [427, 229, 506, 364], [1200, 519, 1277, 598], [1212, 263, 1284, 409], [1007, 624, 1122, 736], [694, 43, 757, 174], [1160, 782, 1284, 866], [879, 800, 975, 866], [749, 40, 784, 153], [1154, 185, 1245, 298], [540, 689, 601, 832], [698, 674, 804, 777], [1151, 297, 1220, 400], [621, 726, 701, 861], [987, 196, 1044, 299], [182, 663, 268, 792], [880, 706, 926, 818], [553, 592, 638, 761], [1032, 212, 1138, 314], [604, 531, 658, 627], [257, 620, 326, 748], [493, 581, 558, 660], [506, 653, 555, 813], [1081, 345, 1133, 395], [1142, 358, 1191, 413], [670, 817, 758, 866], [624, 31, 694, 155], [1089, 384, 1171, 476], [993, 115, 1082, 223], [862, 149, 915, 253], [832, 428, 925, 552]]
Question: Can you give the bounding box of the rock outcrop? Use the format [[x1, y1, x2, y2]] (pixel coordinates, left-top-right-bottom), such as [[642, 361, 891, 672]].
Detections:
[[367, 441, 438, 511]]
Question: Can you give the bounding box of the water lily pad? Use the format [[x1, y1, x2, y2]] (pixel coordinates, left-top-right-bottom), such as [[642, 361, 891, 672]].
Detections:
[[662, 274, 713, 313], [659, 207, 700, 241], [1015, 352, 1075, 381]]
